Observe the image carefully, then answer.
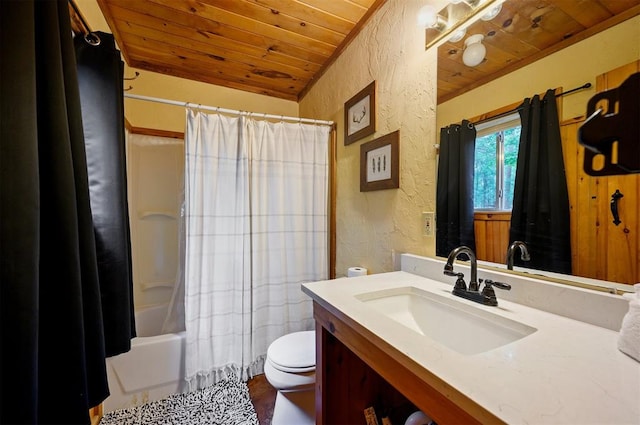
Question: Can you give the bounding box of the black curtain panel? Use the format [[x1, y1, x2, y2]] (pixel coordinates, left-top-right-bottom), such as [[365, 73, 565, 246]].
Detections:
[[1, 1, 109, 423], [510, 90, 572, 274], [436, 120, 477, 258], [75, 31, 136, 357]]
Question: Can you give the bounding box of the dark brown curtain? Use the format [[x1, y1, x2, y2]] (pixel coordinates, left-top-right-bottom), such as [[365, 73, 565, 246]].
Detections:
[[436, 120, 476, 258], [1, 1, 109, 423], [509, 90, 572, 274]]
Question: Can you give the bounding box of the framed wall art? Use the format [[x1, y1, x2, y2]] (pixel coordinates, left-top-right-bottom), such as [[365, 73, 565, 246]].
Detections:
[[360, 130, 399, 192], [344, 81, 376, 145]]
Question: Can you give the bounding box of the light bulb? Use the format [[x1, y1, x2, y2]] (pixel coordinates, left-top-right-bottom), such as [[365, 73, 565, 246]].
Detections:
[[448, 27, 466, 43], [418, 5, 447, 30], [417, 5, 438, 28], [481, 3, 503, 21], [462, 34, 486, 66]]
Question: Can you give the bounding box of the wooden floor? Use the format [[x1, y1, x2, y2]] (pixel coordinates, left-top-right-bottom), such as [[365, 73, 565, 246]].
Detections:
[[247, 374, 277, 425]]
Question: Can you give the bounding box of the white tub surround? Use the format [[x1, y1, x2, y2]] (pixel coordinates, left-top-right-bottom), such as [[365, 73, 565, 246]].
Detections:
[[103, 304, 186, 412], [302, 254, 640, 424]]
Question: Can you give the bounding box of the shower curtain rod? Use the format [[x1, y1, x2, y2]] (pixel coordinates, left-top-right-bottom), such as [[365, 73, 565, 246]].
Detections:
[[124, 93, 334, 126], [471, 82, 592, 126]]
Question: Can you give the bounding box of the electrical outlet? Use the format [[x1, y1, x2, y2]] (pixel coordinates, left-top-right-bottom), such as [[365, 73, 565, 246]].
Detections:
[[422, 212, 434, 236]]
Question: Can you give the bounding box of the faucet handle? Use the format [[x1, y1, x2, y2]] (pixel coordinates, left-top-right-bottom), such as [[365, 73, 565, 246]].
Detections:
[[481, 279, 511, 299], [444, 268, 467, 290], [453, 273, 467, 291], [484, 279, 511, 291]]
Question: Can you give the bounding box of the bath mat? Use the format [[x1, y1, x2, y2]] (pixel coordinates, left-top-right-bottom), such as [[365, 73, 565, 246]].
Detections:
[[99, 379, 259, 425]]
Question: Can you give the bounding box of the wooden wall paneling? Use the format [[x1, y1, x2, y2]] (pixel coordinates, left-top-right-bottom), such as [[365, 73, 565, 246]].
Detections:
[[474, 218, 488, 261], [474, 212, 511, 264], [489, 218, 501, 261], [497, 214, 509, 262], [560, 119, 596, 279], [596, 61, 640, 284], [559, 123, 572, 270]]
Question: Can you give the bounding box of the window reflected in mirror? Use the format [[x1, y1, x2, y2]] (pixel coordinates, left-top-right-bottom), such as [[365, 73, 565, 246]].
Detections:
[[473, 115, 520, 211]]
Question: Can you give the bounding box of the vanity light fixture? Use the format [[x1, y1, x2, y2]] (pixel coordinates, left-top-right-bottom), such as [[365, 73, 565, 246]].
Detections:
[[424, 0, 505, 50], [451, 0, 481, 6], [462, 34, 486, 67]]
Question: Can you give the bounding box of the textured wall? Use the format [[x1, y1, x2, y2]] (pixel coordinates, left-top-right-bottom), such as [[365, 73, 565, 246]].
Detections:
[[300, 0, 441, 276]]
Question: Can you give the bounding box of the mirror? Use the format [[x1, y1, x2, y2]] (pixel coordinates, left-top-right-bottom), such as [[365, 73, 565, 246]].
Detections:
[[434, 4, 640, 293]]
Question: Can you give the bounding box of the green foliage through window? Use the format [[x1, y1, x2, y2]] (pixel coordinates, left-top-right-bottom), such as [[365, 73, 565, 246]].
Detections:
[[473, 116, 521, 210]]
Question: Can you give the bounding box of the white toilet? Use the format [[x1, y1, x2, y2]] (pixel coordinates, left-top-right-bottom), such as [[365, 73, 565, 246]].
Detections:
[[264, 330, 316, 425]]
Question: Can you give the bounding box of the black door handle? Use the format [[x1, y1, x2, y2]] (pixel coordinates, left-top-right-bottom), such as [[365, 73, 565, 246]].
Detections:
[[611, 189, 623, 226]]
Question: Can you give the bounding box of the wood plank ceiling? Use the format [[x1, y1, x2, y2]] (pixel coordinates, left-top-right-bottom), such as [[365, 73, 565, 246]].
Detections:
[[96, 0, 386, 101], [91, 0, 640, 103], [435, 0, 640, 103]]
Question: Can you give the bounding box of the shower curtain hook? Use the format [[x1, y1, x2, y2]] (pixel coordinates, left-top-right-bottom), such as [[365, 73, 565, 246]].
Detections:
[[124, 71, 140, 81], [84, 32, 101, 46]]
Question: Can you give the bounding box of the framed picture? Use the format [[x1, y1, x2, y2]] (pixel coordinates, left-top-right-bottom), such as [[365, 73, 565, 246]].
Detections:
[[360, 130, 399, 192], [344, 81, 376, 145]]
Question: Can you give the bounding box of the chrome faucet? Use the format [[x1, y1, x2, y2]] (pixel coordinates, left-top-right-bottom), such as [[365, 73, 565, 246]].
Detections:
[[506, 240, 531, 270], [444, 246, 511, 306], [444, 245, 479, 291]]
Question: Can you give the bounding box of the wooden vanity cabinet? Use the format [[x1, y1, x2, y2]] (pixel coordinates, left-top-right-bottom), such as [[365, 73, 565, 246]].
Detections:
[[313, 301, 501, 425]]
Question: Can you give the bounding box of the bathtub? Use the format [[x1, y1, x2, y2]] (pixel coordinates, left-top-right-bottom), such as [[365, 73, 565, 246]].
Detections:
[[103, 303, 186, 412]]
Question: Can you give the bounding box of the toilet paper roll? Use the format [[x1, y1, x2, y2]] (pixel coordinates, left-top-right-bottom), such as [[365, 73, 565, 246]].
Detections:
[[347, 267, 367, 277]]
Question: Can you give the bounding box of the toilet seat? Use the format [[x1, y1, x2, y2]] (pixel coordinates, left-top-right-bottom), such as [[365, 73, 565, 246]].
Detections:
[[267, 331, 316, 373], [264, 358, 315, 391]]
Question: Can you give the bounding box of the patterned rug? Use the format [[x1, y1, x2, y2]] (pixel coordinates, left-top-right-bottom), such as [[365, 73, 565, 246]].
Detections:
[[99, 379, 259, 425]]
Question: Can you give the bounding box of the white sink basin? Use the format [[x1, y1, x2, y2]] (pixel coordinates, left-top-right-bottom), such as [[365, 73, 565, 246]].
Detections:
[[355, 286, 537, 355]]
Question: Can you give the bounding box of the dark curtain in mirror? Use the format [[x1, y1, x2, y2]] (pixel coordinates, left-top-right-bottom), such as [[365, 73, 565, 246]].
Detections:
[[436, 120, 476, 258], [1, 1, 109, 423], [510, 90, 572, 274]]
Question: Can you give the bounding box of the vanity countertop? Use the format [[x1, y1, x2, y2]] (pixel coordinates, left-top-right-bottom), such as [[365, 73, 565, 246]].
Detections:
[[302, 271, 640, 424]]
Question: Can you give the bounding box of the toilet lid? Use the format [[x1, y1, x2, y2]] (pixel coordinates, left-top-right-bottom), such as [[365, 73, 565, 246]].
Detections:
[[267, 331, 315, 372]]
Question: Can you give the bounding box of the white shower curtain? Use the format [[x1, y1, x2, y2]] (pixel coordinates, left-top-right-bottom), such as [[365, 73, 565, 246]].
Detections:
[[184, 110, 330, 390]]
